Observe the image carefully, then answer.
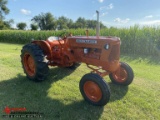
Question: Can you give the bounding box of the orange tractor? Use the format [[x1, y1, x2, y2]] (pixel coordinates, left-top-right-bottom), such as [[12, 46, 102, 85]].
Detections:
[[21, 11, 134, 106]]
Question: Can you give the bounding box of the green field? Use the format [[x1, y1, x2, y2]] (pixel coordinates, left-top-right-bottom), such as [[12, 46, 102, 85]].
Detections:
[[0, 43, 160, 120], [0, 26, 160, 56]]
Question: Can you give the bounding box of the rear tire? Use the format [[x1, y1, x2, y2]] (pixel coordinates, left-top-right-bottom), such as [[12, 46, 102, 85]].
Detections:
[[79, 73, 110, 106], [20, 43, 49, 81], [109, 62, 134, 86]]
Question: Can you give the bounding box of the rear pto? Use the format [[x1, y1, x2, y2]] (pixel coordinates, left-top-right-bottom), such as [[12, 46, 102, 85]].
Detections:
[[21, 11, 134, 106]]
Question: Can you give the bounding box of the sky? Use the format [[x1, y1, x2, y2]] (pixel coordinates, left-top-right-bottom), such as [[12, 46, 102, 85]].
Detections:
[[5, 0, 160, 28]]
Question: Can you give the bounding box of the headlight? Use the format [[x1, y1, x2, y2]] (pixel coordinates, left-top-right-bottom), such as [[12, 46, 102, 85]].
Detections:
[[104, 44, 110, 50], [84, 48, 89, 54]]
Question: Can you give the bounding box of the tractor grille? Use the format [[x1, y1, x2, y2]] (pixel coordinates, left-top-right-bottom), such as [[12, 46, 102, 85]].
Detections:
[[109, 44, 120, 61]]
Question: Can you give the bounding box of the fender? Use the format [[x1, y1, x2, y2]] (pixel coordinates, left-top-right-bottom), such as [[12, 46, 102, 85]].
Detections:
[[32, 40, 52, 60]]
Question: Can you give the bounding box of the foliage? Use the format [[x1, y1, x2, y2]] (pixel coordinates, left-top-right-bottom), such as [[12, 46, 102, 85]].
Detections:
[[75, 17, 87, 28], [0, 25, 160, 56], [0, 43, 160, 120], [16, 22, 27, 30], [56, 16, 106, 30], [56, 16, 73, 30], [3, 19, 14, 28], [30, 23, 38, 30], [0, 19, 6, 29], [31, 12, 107, 30], [0, 0, 9, 20], [0, 19, 13, 29], [31, 12, 56, 30], [0, 0, 13, 30]]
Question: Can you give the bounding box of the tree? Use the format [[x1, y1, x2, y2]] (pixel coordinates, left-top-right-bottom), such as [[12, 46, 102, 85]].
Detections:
[[0, 19, 13, 29], [30, 12, 107, 30], [56, 16, 72, 30], [3, 19, 14, 28], [100, 22, 106, 29], [30, 23, 38, 30], [0, 0, 9, 20], [86, 20, 97, 29], [75, 17, 87, 29], [31, 12, 56, 30], [17, 22, 27, 30], [0, 20, 5, 29], [67, 19, 74, 29], [0, 0, 11, 29]]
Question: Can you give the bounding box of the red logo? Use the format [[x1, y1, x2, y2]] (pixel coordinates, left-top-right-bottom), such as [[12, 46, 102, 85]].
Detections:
[[3, 106, 26, 114]]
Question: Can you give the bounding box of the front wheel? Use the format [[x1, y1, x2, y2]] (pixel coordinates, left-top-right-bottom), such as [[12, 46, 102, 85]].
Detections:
[[109, 62, 134, 86], [79, 73, 110, 106]]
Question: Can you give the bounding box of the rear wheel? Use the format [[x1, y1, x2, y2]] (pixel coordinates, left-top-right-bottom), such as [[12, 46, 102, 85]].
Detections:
[[109, 62, 134, 85], [20, 43, 49, 81], [79, 73, 110, 106]]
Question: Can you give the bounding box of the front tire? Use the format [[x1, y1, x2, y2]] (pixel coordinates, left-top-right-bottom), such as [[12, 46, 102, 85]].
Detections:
[[109, 62, 134, 86], [20, 43, 49, 81], [79, 73, 110, 106]]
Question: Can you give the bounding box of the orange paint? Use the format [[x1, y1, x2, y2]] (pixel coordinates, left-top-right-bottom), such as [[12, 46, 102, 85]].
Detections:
[[31, 35, 121, 77]]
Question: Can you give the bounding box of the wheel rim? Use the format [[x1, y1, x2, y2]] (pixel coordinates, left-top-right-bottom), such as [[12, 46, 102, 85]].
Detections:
[[84, 81, 102, 102], [112, 67, 128, 83], [23, 53, 36, 77]]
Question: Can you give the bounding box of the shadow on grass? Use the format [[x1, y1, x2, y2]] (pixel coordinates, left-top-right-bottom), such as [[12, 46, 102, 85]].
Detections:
[[108, 82, 129, 102], [0, 67, 104, 120], [0, 66, 130, 120]]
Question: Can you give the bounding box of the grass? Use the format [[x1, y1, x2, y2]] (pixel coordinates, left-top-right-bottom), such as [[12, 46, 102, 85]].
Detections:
[[0, 43, 160, 120]]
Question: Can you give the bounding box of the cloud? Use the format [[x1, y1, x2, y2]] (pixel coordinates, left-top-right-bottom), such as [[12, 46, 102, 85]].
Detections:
[[100, 6, 107, 10], [114, 18, 130, 24], [140, 20, 160, 25], [93, 12, 108, 18], [145, 15, 153, 19], [98, 0, 104, 3], [21, 9, 31, 15], [100, 3, 114, 11], [141, 15, 160, 25], [107, 3, 114, 10], [114, 18, 121, 22], [101, 12, 108, 17]]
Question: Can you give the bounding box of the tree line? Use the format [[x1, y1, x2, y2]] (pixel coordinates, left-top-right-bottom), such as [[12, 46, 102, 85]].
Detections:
[[30, 12, 106, 30], [0, 0, 106, 30]]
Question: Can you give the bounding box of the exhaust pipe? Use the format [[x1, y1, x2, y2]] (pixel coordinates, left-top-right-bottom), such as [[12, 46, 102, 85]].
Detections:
[[96, 10, 100, 37]]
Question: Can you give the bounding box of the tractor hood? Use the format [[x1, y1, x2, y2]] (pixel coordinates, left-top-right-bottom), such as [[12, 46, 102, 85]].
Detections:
[[67, 36, 120, 47]]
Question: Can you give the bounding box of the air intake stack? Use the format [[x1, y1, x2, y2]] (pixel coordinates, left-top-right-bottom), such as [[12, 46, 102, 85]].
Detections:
[[96, 10, 100, 37]]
